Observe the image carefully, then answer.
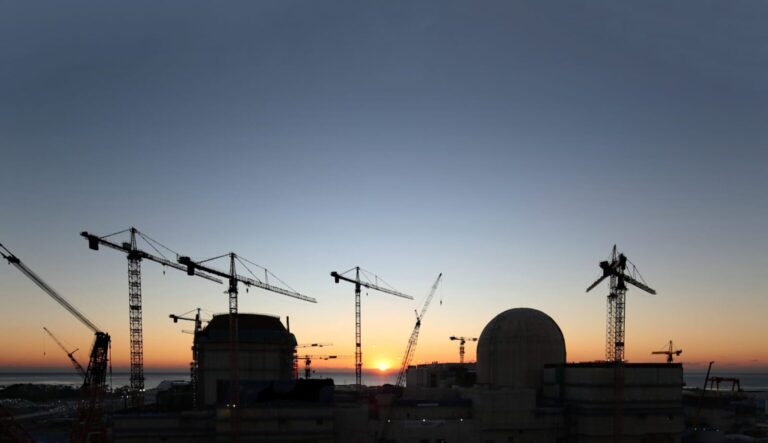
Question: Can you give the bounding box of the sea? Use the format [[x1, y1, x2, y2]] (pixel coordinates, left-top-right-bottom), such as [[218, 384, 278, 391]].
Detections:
[[0, 370, 397, 390]]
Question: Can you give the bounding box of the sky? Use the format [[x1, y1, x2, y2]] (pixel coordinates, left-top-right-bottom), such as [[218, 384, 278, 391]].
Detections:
[[1, 1, 766, 375]]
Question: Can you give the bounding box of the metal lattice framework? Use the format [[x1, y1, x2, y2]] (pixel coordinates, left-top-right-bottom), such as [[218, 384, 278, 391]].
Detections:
[[331, 267, 413, 387], [449, 336, 477, 364], [586, 245, 656, 362], [127, 244, 143, 403], [82, 228, 222, 408], [586, 245, 657, 443], [395, 273, 442, 388], [179, 252, 315, 442]]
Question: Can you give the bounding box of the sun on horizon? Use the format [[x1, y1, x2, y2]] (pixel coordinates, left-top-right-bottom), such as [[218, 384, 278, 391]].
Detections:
[[376, 361, 391, 372]]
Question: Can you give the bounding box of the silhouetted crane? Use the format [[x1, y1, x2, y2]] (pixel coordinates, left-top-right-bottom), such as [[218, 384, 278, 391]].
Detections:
[[170, 308, 206, 333], [1, 242, 109, 443], [652, 340, 682, 363], [586, 245, 656, 362], [82, 228, 222, 407], [449, 336, 477, 364], [179, 252, 315, 442], [294, 343, 333, 379], [301, 355, 351, 379], [43, 327, 86, 378], [396, 273, 442, 387], [331, 267, 413, 387], [169, 308, 209, 408], [379, 273, 443, 443]]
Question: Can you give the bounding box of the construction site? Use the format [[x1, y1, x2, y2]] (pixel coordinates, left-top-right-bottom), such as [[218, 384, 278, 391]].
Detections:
[[1, 233, 766, 443]]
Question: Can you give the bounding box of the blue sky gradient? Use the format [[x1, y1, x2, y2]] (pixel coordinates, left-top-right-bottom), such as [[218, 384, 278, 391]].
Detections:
[[1, 1, 766, 370]]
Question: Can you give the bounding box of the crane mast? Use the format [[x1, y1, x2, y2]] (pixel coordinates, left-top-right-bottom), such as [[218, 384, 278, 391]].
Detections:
[[179, 252, 315, 442], [585, 244, 657, 443], [82, 228, 222, 408], [395, 273, 442, 388], [294, 343, 332, 379], [170, 308, 207, 408], [449, 336, 477, 364], [586, 245, 657, 362], [652, 340, 682, 363], [331, 267, 413, 387]]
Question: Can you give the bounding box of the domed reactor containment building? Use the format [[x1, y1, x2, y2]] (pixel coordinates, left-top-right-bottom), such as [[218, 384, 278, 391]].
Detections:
[[112, 309, 683, 443], [476, 308, 566, 389]]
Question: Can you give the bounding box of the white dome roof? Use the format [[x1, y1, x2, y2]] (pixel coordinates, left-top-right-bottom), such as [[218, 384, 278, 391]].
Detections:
[[476, 308, 566, 389]]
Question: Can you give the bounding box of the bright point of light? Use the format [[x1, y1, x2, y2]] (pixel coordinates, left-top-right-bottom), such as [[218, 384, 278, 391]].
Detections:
[[377, 361, 390, 372]]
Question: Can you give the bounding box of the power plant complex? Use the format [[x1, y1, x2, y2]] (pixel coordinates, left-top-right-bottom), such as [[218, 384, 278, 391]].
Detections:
[[106, 308, 683, 443], [1, 231, 765, 442]]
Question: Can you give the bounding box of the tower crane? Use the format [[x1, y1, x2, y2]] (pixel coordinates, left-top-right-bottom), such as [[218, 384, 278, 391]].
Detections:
[[179, 252, 315, 441], [449, 336, 477, 364], [169, 308, 209, 407], [1, 242, 109, 443], [586, 245, 656, 443], [81, 228, 222, 407], [395, 273, 442, 388], [300, 355, 351, 379], [293, 343, 333, 379], [331, 267, 413, 387], [43, 327, 86, 378], [652, 341, 682, 363], [586, 245, 657, 362], [169, 308, 207, 333]]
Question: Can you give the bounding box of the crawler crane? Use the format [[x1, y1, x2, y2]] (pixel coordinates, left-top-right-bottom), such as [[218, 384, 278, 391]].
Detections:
[[2, 243, 109, 443]]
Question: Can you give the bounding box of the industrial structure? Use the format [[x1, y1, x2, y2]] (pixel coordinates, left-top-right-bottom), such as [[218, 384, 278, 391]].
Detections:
[[449, 335, 477, 364], [294, 343, 333, 379], [586, 244, 656, 362], [330, 267, 413, 386], [585, 245, 658, 443], [104, 306, 685, 443], [82, 228, 222, 407], [395, 273, 442, 388], [1, 243, 111, 442], [195, 313, 298, 407], [653, 340, 683, 363], [178, 253, 316, 441], [43, 326, 86, 378], [1, 239, 696, 443], [169, 308, 208, 407]]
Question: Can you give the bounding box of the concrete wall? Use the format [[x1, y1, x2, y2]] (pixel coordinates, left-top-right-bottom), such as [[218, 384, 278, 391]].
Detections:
[[215, 407, 335, 443], [543, 363, 684, 443], [198, 341, 295, 406]]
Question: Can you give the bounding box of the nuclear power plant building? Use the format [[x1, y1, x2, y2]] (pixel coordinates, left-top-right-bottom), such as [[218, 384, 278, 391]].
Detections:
[[112, 308, 684, 442]]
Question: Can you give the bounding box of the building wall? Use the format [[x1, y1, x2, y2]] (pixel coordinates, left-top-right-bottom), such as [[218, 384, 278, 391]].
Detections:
[[196, 314, 296, 406], [543, 363, 684, 443], [215, 407, 335, 443], [406, 363, 476, 389], [198, 341, 294, 406]]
